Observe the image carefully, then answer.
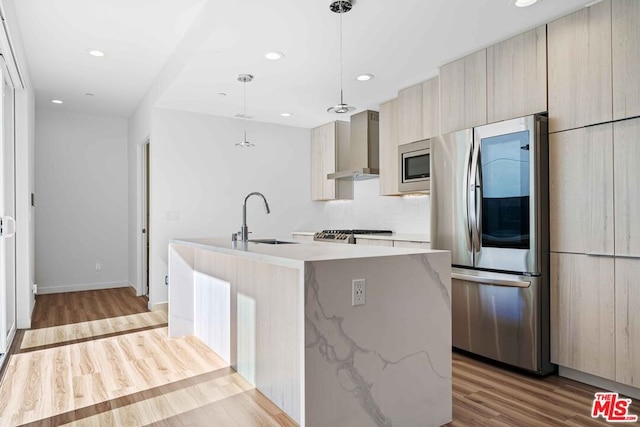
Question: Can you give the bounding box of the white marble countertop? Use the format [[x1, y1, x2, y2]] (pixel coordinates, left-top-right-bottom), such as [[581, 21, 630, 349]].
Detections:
[[171, 237, 444, 269], [291, 231, 429, 242]]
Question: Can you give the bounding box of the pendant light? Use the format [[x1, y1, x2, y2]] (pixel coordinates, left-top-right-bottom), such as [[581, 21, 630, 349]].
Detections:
[[327, 0, 355, 114], [236, 73, 255, 147]]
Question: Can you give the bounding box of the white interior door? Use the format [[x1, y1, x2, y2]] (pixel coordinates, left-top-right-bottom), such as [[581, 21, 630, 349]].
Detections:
[[0, 57, 16, 354]]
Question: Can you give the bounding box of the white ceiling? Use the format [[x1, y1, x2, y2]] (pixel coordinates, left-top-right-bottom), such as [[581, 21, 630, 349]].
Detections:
[[12, 0, 207, 118], [14, 0, 594, 127]]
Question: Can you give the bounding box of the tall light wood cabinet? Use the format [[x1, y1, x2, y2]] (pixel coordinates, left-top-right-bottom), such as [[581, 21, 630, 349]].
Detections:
[[550, 253, 616, 381], [614, 118, 640, 257], [397, 84, 423, 145], [310, 121, 352, 201], [440, 49, 487, 134], [549, 124, 614, 255], [548, 0, 612, 133], [422, 77, 440, 139], [612, 0, 640, 120], [487, 26, 547, 123], [379, 99, 401, 196], [615, 257, 640, 388]]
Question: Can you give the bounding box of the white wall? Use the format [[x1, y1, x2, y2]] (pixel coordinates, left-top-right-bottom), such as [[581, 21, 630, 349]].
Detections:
[[148, 108, 322, 306], [319, 179, 430, 236], [35, 109, 129, 293], [127, 0, 223, 296]]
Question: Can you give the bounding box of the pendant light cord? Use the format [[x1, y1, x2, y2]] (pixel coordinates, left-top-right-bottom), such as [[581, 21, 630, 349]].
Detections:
[[243, 80, 247, 117], [339, 4, 344, 105]]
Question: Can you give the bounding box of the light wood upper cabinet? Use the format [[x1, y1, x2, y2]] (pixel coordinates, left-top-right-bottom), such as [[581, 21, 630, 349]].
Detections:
[[615, 257, 640, 388], [397, 83, 423, 145], [310, 121, 353, 201], [549, 124, 614, 255], [487, 26, 547, 123], [613, 0, 640, 120], [548, 0, 612, 132], [422, 77, 440, 139], [440, 50, 487, 134], [550, 252, 615, 381], [614, 118, 640, 257], [379, 98, 401, 196]]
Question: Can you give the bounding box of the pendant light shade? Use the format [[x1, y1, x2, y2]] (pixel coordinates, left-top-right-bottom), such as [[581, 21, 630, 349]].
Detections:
[[327, 0, 355, 114], [236, 74, 255, 148]]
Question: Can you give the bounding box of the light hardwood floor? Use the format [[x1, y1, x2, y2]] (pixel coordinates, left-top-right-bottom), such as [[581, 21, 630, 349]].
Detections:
[[1, 288, 638, 426]]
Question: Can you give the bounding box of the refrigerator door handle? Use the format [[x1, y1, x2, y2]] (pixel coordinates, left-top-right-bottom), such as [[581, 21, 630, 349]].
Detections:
[[463, 141, 473, 252], [469, 140, 481, 251], [452, 272, 531, 288]]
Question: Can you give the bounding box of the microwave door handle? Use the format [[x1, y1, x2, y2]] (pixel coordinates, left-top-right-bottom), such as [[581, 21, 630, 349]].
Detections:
[[470, 139, 481, 252], [463, 141, 473, 252]]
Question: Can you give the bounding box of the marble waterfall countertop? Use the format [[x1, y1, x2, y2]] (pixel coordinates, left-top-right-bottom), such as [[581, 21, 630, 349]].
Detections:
[[170, 237, 439, 267], [169, 237, 452, 426]]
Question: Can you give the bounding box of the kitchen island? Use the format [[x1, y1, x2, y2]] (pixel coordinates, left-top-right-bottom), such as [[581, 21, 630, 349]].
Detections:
[[168, 237, 452, 427]]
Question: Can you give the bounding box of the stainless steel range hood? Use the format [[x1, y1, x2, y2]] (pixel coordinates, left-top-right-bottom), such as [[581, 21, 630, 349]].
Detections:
[[328, 110, 379, 180]]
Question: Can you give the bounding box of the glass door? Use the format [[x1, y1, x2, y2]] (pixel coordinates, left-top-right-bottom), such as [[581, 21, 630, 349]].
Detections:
[[474, 115, 541, 274], [0, 59, 16, 355], [480, 130, 531, 249]]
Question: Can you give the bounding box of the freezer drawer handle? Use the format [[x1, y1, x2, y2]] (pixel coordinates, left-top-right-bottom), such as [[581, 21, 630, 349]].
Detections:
[[452, 272, 531, 288]]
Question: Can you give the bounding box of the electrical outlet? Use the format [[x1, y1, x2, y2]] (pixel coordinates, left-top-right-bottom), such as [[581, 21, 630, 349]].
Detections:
[[352, 279, 365, 306], [95, 262, 101, 271], [32, 284, 37, 294]]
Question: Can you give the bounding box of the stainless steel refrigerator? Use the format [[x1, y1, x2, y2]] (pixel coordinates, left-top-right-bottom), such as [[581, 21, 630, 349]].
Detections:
[[431, 114, 554, 374]]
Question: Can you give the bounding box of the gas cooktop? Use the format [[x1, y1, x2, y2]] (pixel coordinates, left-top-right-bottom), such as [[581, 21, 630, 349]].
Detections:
[[313, 229, 393, 244]]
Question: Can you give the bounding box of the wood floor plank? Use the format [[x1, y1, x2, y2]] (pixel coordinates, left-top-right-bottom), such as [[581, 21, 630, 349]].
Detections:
[[3, 288, 640, 426]]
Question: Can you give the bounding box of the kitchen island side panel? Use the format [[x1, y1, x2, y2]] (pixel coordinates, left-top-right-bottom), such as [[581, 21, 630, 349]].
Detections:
[[305, 252, 452, 427]]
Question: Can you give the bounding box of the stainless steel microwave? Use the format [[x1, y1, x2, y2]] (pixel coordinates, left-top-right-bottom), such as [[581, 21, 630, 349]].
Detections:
[[398, 139, 430, 192]]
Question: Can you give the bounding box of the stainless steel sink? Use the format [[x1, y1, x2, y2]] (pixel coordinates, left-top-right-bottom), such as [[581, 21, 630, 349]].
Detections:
[[249, 239, 298, 245]]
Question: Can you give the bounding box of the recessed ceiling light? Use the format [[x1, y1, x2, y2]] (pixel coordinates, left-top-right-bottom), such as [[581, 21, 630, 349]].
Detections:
[[356, 74, 374, 81], [281, 112, 292, 117], [88, 50, 105, 57], [265, 51, 285, 60], [51, 99, 63, 104], [514, 0, 538, 7]]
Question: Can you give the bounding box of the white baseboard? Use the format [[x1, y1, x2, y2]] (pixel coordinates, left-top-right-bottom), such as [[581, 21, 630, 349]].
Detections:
[[559, 366, 640, 400], [149, 301, 168, 313], [37, 281, 130, 295]]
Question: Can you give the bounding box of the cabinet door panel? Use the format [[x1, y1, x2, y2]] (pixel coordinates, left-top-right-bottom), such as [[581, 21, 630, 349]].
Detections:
[[615, 257, 640, 388], [319, 123, 336, 200], [549, 125, 614, 255], [393, 241, 430, 249], [550, 253, 615, 380], [613, 0, 640, 120], [440, 50, 487, 134], [310, 128, 323, 201], [548, 0, 612, 132], [379, 99, 401, 196], [487, 26, 547, 123], [614, 118, 640, 257], [398, 84, 423, 145], [422, 77, 440, 139], [355, 238, 393, 247]]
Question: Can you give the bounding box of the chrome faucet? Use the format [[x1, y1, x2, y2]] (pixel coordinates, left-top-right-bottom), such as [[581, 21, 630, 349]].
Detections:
[[236, 192, 271, 242]]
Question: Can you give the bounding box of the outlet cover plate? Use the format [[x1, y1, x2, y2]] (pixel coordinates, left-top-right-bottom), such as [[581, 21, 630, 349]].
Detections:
[[352, 279, 365, 306]]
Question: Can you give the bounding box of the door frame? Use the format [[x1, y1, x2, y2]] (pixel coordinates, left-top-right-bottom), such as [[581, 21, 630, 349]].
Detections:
[[136, 138, 150, 297], [0, 55, 17, 356]]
